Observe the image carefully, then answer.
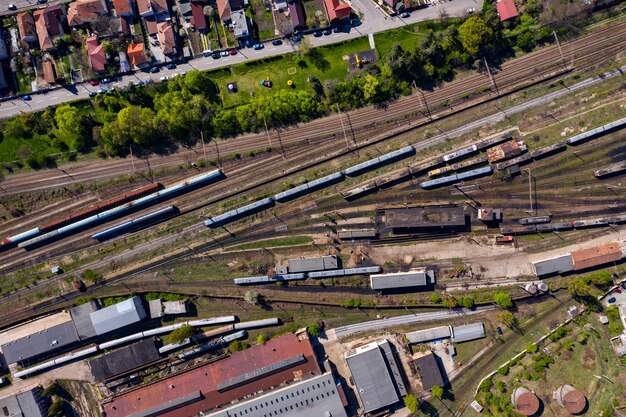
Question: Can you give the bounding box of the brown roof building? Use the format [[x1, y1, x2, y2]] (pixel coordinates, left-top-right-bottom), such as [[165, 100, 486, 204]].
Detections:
[[413, 352, 445, 391], [157, 21, 175, 54], [101, 332, 321, 417], [42, 60, 57, 83], [571, 242, 622, 271], [127, 42, 147, 66], [511, 387, 540, 416], [67, 0, 108, 26], [33, 6, 66, 51], [17, 12, 37, 44], [86, 35, 106, 72], [487, 140, 526, 162], [138, 0, 168, 16], [190, 2, 207, 29], [112, 0, 133, 16], [554, 384, 586, 415]]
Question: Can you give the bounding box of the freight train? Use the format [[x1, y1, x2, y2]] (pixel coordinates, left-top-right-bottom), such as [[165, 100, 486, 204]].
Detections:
[[232, 266, 382, 285], [501, 214, 626, 235]]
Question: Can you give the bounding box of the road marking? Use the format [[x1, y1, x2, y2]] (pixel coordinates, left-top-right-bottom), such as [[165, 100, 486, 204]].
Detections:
[[35, 100, 42, 103]]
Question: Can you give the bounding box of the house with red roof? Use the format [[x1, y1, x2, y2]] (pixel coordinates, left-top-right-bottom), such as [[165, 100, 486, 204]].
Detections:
[[67, 0, 108, 26], [191, 3, 207, 30], [324, 0, 351, 21], [16, 12, 37, 44], [496, 0, 519, 21], [112, 0, 134, 16], [42, 60, 57, 83], [33, 6, 66, 51], [127, 42, 147, 66], [86, 35, 106, 72], [217, 0, 243, 23]]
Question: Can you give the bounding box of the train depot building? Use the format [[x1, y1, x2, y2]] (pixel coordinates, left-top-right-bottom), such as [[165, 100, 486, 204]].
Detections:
[[377, 205, 468, 235]]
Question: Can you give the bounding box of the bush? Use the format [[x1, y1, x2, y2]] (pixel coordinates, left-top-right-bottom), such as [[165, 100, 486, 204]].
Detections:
[[164, 325, 194, 345], [493, 292, 513, 309], [526, 343, 539, 353], [341, 299, 362, 308], [42, 381, 59, 397], [228, 340, 251, 353], [548, 326, 570, 342], [256, 334, 269, 344], [82, 269, 101, 284], [430, 293, 442, 303], [478, 377, 493, 393], [497, 365, 509, 376], [244, 291, 260, 305], [307, 324, 322, 337], [403, 394, 419, 413], [459, 296, 475, 309]]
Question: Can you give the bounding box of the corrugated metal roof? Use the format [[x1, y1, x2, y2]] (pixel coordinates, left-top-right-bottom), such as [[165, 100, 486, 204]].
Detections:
[[206, 373, 347, 417], [288, 256, 339, 273], [148, 299, 163, 319], [378, 340, 406, 396], [89, 339, 160, 381], [370, 270, 434, 290], [1, 321, 80, 364], [413, 352, 444, 390], [216, 354, 306, 391], [571, 242, 622, 271], [406, 326, 451, 344], [69, 301, 99, 340], [90, 296, 147, 336], [384, 206, 465, 229], [127, 391, 203, 417], [532, 254, 574, 277], [345, 341, 399, 413], [451, 323, 485, 343], [0, 388, 48, 417]]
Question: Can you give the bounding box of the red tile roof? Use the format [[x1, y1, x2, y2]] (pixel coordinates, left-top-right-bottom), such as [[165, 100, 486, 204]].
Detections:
[[143, 15, 158, 35], [67, 0, 107, 26], [87, 35, 106, 72], [216, 0, 230, 21], [101, 332, 321, 417], [571, 242, 622, 271], [16, 12, 36, 43], [112, 0, 133, 16], [496, 0, 518, 21], [190, 3, 206, 29], [33, 6, 66, 50], [157, 21, 175, 54], [137, 0, 151, 14], [127, 42, 147, 66], [325, 0, 351, 21], [42, 60, 56, 83]]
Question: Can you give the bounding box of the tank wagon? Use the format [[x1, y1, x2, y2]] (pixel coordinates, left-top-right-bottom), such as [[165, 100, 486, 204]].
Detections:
[[518, 216, 551, 225], [595, 162, 626, 178], [443, 144, 478, 162], [204, 197, 275, 228], [342, 146, 415, 176], [530, 141, 566, 159], [274, 172, 344, 203], [92, 206, 178, 240], [566, 117, 626, 145]]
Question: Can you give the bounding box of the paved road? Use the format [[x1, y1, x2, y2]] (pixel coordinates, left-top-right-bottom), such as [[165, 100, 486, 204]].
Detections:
[[326, 305, 494, 340], [0, 0, 479, 118]]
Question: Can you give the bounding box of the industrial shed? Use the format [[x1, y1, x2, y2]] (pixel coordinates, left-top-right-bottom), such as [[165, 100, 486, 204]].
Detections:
[[571, 242, 622, 271], [1, 321, 80, 364], [90, 296, 147, 336], [148, 299, 163, 319], [0, 387, 49, 417], [88, 339, 160, 381], [413, 352, 445, 390], [532, 254, 574, 277], [383, 205, 466, 231], [69, 301, 99, 340], [405, 326, 452, 344], [288, 255, 339, 273], [370, 269, 435, 291], [206, 373, 348, 417], [345, 340, 406, 414], [451, 323, 485, 343]]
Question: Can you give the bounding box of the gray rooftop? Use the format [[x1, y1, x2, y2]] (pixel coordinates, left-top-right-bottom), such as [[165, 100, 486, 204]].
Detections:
[[148, 299, 163, 319], [345, 340, 400, 413], [288, 255, 339, 273], [90, 296, 147, 336], [230, 10, 249, 38], [406, 326, 452, 344], [384, 205, 466, 229], [0, 388, 48, 417], [88, 338, 160, 381], [1, 321, 79, 364], [206, 373, 347, 417], [163, 301, 187, 315], [532, 254, 574, 277], [370, 270, 434, 290], [69, 300, 99, 340], [451, 323, 485, 343], [413, 352, 445, 391]]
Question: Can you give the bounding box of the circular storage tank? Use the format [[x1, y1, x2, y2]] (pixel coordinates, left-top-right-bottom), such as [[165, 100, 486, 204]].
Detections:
[[537, 282, 549, 292], [525, 283, 538, 295], [511, 387, 540, 416], [554, 384, 586, 415]]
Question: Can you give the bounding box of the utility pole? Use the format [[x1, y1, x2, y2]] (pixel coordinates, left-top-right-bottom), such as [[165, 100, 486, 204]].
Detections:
[[553, 31, 565, 64], [336, 103, 351, 149], [413, 80, 432, 120], [200, 131, 207, 161], [483, 58, 499, 96], [524, 168, 533, 214]]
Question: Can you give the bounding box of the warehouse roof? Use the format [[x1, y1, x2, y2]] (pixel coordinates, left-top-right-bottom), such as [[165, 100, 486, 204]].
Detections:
[[345, 340, 401, 413], [1, 321, 79, 364], [571, 242, 622, 271], [413, 352, 445, 390], [451, 323, 485, 343], [384, 205, 465, 229], [69, 300, 99, 340], [206, 373, 347, 417], [288, 255, 339, 273], [370, 270, 434, 290], [406, 326, 452, 344], [532, 254, 574, 277], [89, 338, 160, 381], [101, 332, 321, 417], [163, 301, 187, 315], [0, 388, 48, 417], [90, 296, 147, 336]]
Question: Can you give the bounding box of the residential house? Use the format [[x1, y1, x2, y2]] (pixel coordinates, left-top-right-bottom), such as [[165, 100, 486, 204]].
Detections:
[[42, 60, 57, 83], [230, 9, 249, 38], [157, 21, 175, 54], [274, 0, 287, 10], [127, 42, 147, 66], [86, 35, 106, 72], [137, 0, 169, 17], [288, 0, 305, 30], [110, 16, 130, 35], [33, 6, 66, 51], [17, 12, 37, 44], [112, 0, 134, 16], [217, 0, 242, 23], [495, 0, 519, 21], [67, 0, 108, 26], [191, 3, 207, 30], [324, 0, 351, 21]]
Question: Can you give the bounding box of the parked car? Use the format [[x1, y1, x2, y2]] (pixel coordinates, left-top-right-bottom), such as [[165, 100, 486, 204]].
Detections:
[[333, 26, 342, 33], [108, 87, 116, 92], [202, 49, 213, 57], [144, 79, 154, 84], [133, 80, 144, 86], [293, 34, 303, 42], [89, 91, 97, 97], [253, 43, 264, 50], [89, 80, 99, 86], [608, 297, 617, 304], [36, 0, 47, 4], [180, 71, 187, 76], [313, 31, 323, 37], [8, 4, 17, 10], [211, 52, 221, 59], [100, 77, 111, 83], [97, 88, 106, 94], [21, 95, 31, 100], [323, 28, 332, 35], [621, 282, 626, 290], [400, 12, 410, 18], [616, 289, 622, 294], [229, 49, 237, 55], [496, 326, 503, 335], [150, 67, 159, 73], [466, 7, 475, 13], [220, 51, 229, 57], [166, 63, 176, 70], [271, 39, 282, 46], [245, 39, 253, 48], [159, 76, 169, 81]]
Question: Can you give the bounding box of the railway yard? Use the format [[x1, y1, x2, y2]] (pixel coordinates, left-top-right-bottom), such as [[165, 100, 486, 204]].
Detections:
[[0, 10, 626, 417]]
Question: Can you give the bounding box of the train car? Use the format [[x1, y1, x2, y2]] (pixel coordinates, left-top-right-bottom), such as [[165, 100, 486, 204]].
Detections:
[[427, 166, 454, 178], [595, 162, 626, 178], [92, 206, 178, 241], [500, 225, 538, 235], [551, 222, 574, 231], [609, 215, 626, 224], [419, 173, 460, 189], [495, 153, 532, 170], [409, 158, 444, 177], [476, 133, 513, 151], [375, 169, 411, 188], [342, 146, 415, 177], [233, 276, 272, 285], [603, 117, 626, 132], [3, 227, 40, 248], [204, 198, 275, 229], [573, 217, 609, 228], [341, 182, 377, 200], [233, 318, 280, 330], [455, 166, 493, 181], [451, 155, 488, 171], [274, 172, 344, 203], [518, 216, 551, 225], [566, 126, 606, 145], [337, 230, 378, 240], [272, 273, 307, 282], [176, 331, 247, 361], [530, 141, 566, 159], [443, 145, 478, 162], [536, 223, 554, 233], [308, 266, 382, 279]]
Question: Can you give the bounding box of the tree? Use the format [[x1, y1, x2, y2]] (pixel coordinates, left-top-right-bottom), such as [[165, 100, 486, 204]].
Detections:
[[308, 75, 324, 97], [164, 325, 194, 345], [307, 323, 322, 337], [244, 291, 260, 305], [568, 277, 593, 298], [298, 37, 312, 56], [526, 343, 539, 353], [82, 269, 101, 284], [362, 74, 382, 102], [55, 104, 81, 135], [458, 15, 493, 55], [403, 394, 419, 413], [100, 106, 159, 155], [498, 311, 518, 329], [47, 399, 66, 417], [228, 340, 251, 353], [493, 292, 513, 309], [430, 293, 442, 303], [459, 296, 475, 309], [256, 334, 268, 344], [431, 386, 444, 399], [42, 381, 60, 397]]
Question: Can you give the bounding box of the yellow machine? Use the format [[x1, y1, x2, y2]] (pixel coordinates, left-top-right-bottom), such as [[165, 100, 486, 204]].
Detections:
[[355, 54, 369, 68]]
